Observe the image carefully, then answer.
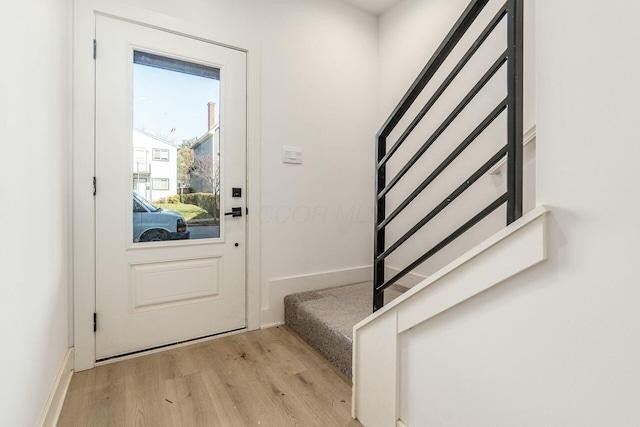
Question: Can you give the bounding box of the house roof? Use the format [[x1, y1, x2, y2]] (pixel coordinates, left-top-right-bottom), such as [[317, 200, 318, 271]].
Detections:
[[133, 128, 178, 148], [191, 123, 219, 150]]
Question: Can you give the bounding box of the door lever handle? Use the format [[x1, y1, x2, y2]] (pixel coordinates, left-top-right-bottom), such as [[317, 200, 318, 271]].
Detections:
[[224, 207, 242, 218]]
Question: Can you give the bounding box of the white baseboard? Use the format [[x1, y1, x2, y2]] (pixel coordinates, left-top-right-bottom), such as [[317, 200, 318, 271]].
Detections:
[[38, 347, 74, 427], [260, 266, 372, 327], [489, 123, 536, 175], [261, 321, 285, 329], [384, 266, 427, 288], [397, 421, 410, 427]]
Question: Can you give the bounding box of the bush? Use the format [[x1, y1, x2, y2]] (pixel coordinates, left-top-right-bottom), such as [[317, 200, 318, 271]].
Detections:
[[154, 195, 180, 204], [181, 193, 219, 217]]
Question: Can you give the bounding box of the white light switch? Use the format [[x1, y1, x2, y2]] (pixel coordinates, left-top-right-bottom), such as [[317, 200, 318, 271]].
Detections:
[[283, 146, 303, 164]]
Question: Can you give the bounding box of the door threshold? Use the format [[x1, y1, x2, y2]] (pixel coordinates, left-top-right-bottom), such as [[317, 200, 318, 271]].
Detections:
[[95, 327, 246, 366]]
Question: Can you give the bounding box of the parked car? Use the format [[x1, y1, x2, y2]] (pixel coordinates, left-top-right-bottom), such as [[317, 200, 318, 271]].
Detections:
[[133, 191, 190, 242]]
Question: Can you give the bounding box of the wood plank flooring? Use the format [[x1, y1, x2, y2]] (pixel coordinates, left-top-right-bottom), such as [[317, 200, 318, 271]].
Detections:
[[58, 326, 362, 427]]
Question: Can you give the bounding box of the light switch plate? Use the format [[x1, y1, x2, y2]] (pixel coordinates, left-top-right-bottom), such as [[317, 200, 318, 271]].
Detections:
[[283, 146, 303, 164]]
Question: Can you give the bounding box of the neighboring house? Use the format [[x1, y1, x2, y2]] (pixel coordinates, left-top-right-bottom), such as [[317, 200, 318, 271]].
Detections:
[[189, 102, 220, 194], [189, 124, 219, 193], [132, 129, 178, 201]]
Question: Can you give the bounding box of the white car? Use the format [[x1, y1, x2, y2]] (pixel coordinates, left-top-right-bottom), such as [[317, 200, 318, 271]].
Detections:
[[133, 192, 190, 242]]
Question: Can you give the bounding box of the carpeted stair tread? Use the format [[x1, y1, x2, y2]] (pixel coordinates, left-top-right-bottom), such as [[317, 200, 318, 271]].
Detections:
[[284, 281, 408, 378]]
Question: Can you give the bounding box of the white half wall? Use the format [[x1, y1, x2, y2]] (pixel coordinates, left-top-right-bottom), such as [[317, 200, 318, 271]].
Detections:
[[354, 206, 549, 427], [0, 0, 72, 425]]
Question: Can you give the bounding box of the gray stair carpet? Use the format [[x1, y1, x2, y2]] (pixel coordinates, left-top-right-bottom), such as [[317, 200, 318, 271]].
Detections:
[[284, 281, 408, 378]]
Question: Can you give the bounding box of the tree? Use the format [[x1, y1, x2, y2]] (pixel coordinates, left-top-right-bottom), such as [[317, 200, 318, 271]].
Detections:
[[190, 154, 221, 219], [177, 140, 196, 200]]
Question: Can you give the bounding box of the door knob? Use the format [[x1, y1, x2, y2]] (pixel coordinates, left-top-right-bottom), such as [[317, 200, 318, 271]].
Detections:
[[224, 207, 242, 217]]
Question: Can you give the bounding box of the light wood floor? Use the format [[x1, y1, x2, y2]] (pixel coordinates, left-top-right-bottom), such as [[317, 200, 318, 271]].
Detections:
[[58, 326, 363, 427]]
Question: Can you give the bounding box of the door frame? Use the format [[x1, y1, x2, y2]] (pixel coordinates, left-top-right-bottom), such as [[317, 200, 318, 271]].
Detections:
[[73, 0, 262, 371]]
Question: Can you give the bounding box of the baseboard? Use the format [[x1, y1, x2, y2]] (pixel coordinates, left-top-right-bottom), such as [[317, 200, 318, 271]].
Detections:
[[260, 266, 372, 327], [38, 347, 74, 427], [397, 421, 410, 427], [489, 123, 536, 175], [384, 266, 427, 288], [261, 321, 285, 329]]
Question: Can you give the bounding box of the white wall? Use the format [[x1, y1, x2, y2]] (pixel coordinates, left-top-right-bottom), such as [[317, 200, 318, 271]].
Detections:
[[379, 0, 536, 129], [379, 0, 468, 122], [377, 0, 537, 280], [398, 0, 640, 425], [112, 0, 379, 321], [0, 0, 72, 425]]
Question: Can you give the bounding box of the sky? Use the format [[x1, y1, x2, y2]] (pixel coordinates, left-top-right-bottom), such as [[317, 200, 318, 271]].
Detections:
[[133, 63, 220, 145]]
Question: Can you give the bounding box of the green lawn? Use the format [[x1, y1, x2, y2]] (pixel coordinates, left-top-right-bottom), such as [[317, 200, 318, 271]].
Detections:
[[155, 202, 213, 221]]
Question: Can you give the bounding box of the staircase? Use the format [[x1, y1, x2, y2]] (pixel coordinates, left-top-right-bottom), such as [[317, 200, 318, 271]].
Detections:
[[284, 282, 407, 378], [284, 2, 526, 422]]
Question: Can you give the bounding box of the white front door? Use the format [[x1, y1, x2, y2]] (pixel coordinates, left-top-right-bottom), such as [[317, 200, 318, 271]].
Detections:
[[95, 15, 247, 360]]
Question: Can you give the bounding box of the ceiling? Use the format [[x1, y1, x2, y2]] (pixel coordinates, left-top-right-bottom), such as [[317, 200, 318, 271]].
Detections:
[[339, 0, 402, 15]]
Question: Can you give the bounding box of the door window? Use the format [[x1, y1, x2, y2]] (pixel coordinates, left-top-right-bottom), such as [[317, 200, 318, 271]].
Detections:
[[132, 51, 221, 242]]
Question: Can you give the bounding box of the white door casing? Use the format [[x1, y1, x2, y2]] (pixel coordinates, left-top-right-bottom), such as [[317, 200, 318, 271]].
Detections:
[[95, 15, 247, 359]]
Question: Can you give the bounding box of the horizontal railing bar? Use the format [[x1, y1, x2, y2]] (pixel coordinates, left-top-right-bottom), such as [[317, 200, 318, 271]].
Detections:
[[378, 52, 507, 200], [377, 100, 507, 232], [377, 0, 491, 140], [376, 146, 507, 263], [376, 193, 508, 292], [378, 5, 508, 168]]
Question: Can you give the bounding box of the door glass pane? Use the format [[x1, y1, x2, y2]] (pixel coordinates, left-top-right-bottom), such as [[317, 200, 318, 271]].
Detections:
[[132, 51, 221, 243]]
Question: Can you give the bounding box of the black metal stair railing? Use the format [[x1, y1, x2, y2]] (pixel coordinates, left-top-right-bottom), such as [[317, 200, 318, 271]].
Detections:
[[374, 0, 523, 311]]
